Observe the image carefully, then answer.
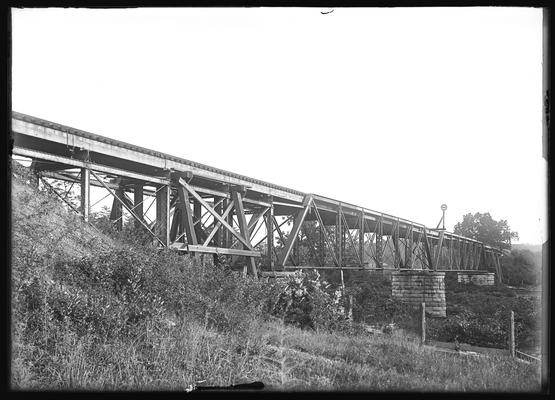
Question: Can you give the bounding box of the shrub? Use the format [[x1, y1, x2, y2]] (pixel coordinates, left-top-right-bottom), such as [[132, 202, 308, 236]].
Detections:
[[271, 270, 350, 332], [427, 280, 541, 349], [50, 247, 276, 337], [347, 274, 418, 331]]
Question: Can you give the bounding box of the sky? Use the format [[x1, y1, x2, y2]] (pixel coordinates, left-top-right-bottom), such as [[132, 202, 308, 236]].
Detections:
[[11, 7, 547, 245]]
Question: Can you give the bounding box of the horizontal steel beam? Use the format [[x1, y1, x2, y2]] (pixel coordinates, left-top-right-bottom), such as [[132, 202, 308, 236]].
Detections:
[[169, 243, 262, 257], [273, 201, 305, 209], [259, 271, 297, 277], [13, 147, 170, 186]]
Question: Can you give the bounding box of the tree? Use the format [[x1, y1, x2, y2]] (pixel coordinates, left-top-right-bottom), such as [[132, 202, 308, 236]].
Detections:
[[453, 212, 518, 250], [500, 249, 540, 286]]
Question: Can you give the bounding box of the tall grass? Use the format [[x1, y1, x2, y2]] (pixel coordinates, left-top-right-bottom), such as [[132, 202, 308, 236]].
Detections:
[[12, 296, 542, 392], [12, 315, 541, 391]]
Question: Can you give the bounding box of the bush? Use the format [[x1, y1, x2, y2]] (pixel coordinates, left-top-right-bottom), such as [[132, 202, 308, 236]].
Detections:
[[271, 270, 350, 332], [428, 280, 541, 349], [89, 207, 157, 248], [49, 247, 276, 337], [347, 274, 419, 331]]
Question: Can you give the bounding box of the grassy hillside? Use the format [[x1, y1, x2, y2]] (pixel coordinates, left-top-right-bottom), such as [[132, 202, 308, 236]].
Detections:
[[10, 163, 542, 391]]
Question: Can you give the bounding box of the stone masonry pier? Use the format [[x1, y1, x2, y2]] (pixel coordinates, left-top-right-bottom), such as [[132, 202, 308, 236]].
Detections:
[[392, 270, 446, 317], [456, 272, 495, 286]]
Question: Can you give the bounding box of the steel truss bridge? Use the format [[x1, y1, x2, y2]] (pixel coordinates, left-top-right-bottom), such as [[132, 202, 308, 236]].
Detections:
[[11, 111, 504, 280]]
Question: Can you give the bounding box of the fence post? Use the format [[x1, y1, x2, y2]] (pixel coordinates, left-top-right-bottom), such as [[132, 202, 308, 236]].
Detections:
[[421, 302, 426, 345], [509, 310, 515, 358], [348, 295, 353, 323], [340, 269, 345, 291]]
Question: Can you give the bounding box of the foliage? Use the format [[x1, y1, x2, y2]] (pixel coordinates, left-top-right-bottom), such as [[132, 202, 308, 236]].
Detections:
[[453, 212, 518, 250], [453, 211, 540, 286], [428, 277, 540, 349], [89, 206, 156, 247], [500, 249, 541, 287], [346, 273, 419, 332], [271, 270, 350, 332]]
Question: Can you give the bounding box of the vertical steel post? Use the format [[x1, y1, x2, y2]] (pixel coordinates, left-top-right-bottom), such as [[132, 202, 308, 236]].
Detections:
[[422, 228, 434, 270], [169, 207, 181, 242], [112, 187, 124, 231], [337, 205, 343, 267], [457, 239, 462, 269], [293, 229, 299, 264], [359, 211, 365, 267], [133, 183, 143, 230], [448, 237, 453, 270], [319, 222, 325, 267], [406, 224, 413, 268], [231, 187, 257, 278], [392, 219, 401, 269], [194, 199, 202, 240], [341, 221, 346, 266], [213, 196, 222, 247], [468, 243, 475, 270], [177, 183, 197, 246], [226, 197, 233, 249], [267, 201, 274, 271], [222, 197, 230, 248], [476, 245, 482, 270], [80, 167, 90, 222], [435, 231, 444, 270], [156, 184, 170, 246], [376, 216, 383, 268]]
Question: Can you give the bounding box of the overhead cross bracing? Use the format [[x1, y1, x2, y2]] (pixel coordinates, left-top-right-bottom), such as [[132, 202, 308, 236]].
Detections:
[[11, 111, 504, 279]]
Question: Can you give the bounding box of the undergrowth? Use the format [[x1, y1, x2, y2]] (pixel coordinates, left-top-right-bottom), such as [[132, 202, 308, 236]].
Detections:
[[426, 274, 541, 349]]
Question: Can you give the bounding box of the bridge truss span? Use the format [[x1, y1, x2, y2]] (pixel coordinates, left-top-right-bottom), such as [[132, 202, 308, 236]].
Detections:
[[11, 111, 504, 279]]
